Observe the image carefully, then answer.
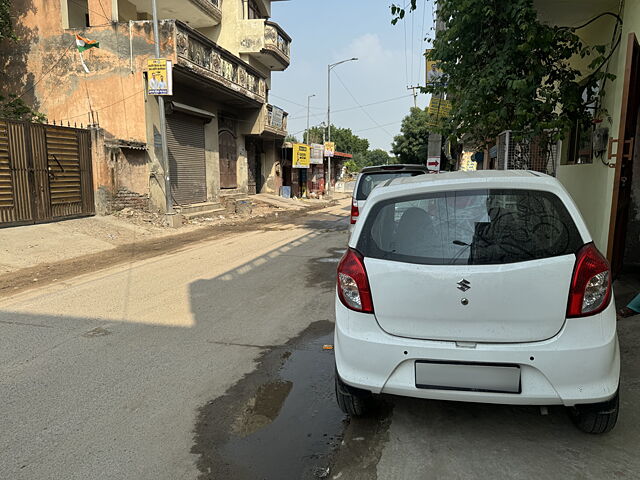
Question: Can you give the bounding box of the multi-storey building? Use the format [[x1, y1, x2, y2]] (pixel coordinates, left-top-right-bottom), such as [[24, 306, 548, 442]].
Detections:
[[0, 0, 291, 214]]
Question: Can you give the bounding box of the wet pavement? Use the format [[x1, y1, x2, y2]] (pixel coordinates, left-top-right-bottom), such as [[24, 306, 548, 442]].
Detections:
[[191, 321, 346, 480]]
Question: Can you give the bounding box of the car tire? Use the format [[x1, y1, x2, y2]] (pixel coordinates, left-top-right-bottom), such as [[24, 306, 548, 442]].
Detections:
[[335, 371, 369, 417], [569, 391, 619, 434]]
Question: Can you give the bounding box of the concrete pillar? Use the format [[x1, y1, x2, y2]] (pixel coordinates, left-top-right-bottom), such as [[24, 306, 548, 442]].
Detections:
[[205, 116, 221, 201]]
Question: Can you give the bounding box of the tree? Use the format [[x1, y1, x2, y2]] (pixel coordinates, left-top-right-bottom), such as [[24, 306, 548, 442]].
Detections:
[[0, 0, 46, 122], [305, 125, 369, 154], [0, 0, 14, 42], [0, 93, 46, 122], [284, 134, 300, 143], [344, 149, 393, 173], [391, 107, 430, 164], [391, 0, 615, 146]]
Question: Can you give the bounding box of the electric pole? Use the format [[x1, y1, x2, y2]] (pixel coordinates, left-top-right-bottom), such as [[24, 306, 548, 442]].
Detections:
[[427, 11, 445, 171], [327, 57, 358, 194], [151, 0, 174, 219], [407, 85, 420, 108], [306, 94, 316, 144]]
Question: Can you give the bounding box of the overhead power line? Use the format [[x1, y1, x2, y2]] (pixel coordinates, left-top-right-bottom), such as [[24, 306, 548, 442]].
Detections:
[[59, 88, 145, 122], [354, 120, 402, 134], [269, 93, 324, 111], [288, 94, 413, 121], [16, 41, 76, 100], [332, 70, 397, 138]]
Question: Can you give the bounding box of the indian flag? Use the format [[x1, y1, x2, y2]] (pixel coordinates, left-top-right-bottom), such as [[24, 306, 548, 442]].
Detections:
[[75, 34, 99, 52]]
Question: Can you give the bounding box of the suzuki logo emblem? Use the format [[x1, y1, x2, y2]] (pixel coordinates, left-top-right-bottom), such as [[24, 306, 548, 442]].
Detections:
[[457, 279, 471, 292]]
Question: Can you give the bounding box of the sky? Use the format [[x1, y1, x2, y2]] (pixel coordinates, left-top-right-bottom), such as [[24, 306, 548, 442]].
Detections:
[[269, 0, 435, 152]]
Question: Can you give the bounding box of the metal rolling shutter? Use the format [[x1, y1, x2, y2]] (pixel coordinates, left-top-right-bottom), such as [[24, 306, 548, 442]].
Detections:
[[166, 113, 207, 205]]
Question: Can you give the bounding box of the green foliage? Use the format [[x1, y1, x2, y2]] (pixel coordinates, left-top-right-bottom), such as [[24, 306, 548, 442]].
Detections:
[[0, 1, 46, 123], [0, 0, 14, 42], [284, 134, 300, 143], [0, 94, 46, 123], [392, 0, 615, 146], [391, 107, 430, 164], [305, 125, 369, 154], [344, 149, 393, 173]]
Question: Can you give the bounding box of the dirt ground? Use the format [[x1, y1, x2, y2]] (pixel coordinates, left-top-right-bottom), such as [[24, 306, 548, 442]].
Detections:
[[0, 201, 335, 299]]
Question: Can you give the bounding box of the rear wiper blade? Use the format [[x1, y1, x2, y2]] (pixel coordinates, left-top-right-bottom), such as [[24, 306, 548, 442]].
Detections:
[[452, 240, 471, 247]]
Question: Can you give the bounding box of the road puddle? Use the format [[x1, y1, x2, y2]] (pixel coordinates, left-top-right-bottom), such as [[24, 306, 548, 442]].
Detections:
[[192, 321, 348, 479]]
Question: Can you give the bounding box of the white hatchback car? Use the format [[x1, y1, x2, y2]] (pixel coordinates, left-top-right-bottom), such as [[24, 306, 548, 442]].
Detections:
[[335, 170, 620, 434]]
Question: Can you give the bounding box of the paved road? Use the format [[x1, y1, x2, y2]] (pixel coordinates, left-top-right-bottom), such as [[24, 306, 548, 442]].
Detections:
[[0, 203, 349, 480], [2, 198, 639, 480]]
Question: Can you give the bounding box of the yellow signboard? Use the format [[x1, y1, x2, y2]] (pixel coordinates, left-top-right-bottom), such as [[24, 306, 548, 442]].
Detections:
[[147, 58, 173, 96], [324, 141, 335, 158], [428, 97, 451, 117], [292, 143, 310, 169]]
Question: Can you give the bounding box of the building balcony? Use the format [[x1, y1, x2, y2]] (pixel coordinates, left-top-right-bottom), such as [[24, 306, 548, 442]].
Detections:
[[122, 0, 222, 27], [245, 104, 288, 138], [173, 21, 267, 105], [239, 20, 291, 71]]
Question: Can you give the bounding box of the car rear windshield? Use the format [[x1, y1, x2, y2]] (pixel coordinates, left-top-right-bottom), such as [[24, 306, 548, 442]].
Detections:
[[356, 171, 425, 200], [356, 189, 583, 265]]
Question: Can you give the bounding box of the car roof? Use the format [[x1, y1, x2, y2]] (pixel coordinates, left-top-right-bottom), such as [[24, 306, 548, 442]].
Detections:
[[359, 164, 430, 174], [386, 169, 550, 187], [366, 170, 565, 204]]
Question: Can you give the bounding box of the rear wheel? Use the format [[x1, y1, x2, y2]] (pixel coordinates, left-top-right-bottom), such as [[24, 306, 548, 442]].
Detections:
[[569, 391, 619, 434], [335, 372, 370, 417]]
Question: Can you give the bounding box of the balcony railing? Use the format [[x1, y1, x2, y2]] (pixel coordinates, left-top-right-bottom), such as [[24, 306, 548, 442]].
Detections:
[[175, 21, 267, 102], [126, 0, 222, 27], [265, 104, 288, 135], [264, 21, 291, 59]]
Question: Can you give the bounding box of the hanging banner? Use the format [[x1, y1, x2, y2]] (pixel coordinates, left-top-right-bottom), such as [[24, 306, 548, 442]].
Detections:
[[310, 143, 324, 165], [147, 58, 173, 96], [425, 49, 444, 85], [292, 143, 310, 168], [324, 141, 335, 158]]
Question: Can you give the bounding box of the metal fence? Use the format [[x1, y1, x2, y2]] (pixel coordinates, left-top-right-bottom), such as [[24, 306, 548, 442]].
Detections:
[[0, 119, 94, 227], [496, 130, 559, 176]]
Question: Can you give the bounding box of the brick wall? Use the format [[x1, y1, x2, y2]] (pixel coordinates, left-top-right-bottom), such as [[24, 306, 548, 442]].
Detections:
[[109, 188, 149, 211]]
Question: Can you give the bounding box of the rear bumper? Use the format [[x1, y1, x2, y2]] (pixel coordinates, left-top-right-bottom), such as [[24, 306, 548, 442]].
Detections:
[[334, 298, 619, 407]]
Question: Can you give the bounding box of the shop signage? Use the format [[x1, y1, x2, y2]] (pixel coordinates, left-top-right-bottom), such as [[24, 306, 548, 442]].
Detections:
[[324, 141, 335, 157], [293, 143, 310, 168], [310, 143, 324, 164]]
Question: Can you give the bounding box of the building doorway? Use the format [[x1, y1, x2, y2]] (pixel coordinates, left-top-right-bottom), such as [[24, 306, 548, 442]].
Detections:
[[246, 139, 262, 195], [608, 33, 640, 276], [166, 113, 207, 205], [219, 129, 237, 189]]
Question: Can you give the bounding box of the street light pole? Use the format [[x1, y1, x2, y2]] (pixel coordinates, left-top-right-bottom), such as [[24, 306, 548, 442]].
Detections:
[[327, 57, 357, 194], [306, 94, 316, 144], [151, 0, 173, 218]]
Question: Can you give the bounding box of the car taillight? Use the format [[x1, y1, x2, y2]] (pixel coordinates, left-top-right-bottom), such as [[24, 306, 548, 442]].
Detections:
[[567, 243, 612, 318], [350, 199, 359, 225], [337, 248, 373, 313]]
